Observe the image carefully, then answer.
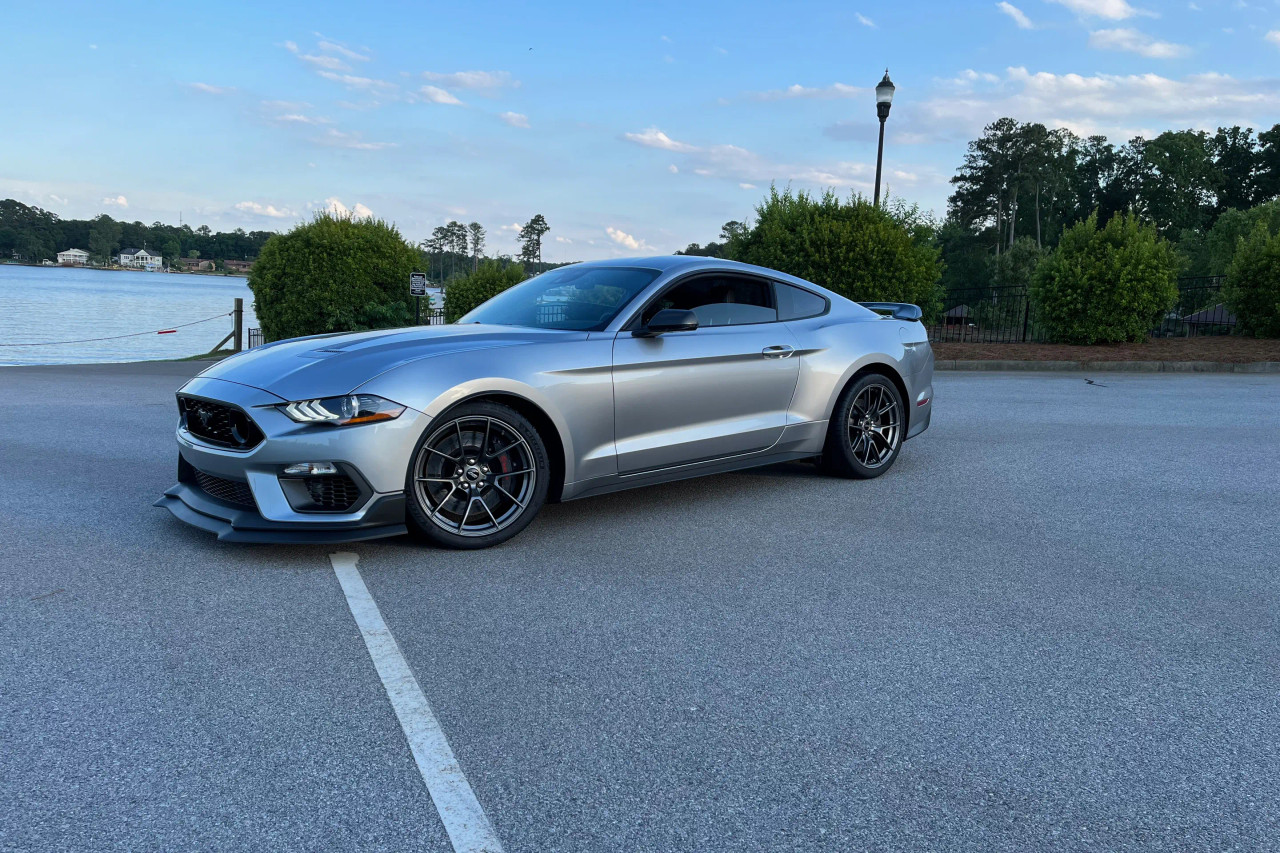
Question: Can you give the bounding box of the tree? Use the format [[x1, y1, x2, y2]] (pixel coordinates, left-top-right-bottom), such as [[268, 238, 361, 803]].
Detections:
[[517, 214, 550, 271], [1133, 130, 1219, 238], [88, 214, 122, 262], [729, 186, 943, 315], [1030, 213, 1180, 344], [1211, 126, 1261, 213], [467, 221, 486, 271], [1192, 199, 1280, 275], [1223, 222, 1280, 338], [444, 260, 526, 322], [675, 221, 746, 258], [248, 213, 417, 341], [1256, 123, 1280, 203], [162, 239, 181, 268]]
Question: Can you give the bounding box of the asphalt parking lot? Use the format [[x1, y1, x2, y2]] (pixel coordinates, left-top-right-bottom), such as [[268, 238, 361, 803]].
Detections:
[[2, 362, 1278, 852]]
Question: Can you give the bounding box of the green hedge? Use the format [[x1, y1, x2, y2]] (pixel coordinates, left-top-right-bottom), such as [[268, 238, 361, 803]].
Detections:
[[444, 261, 527, 322], [728, 187, 943, 316], [1030, 213, 1180, 344], [249, 213, 416, 341], [1224, 223, 1280, 338]]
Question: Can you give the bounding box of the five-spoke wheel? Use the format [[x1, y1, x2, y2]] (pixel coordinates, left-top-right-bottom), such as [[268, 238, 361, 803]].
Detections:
[[820, 374, 905, 479], [405, 402, 549, 549]]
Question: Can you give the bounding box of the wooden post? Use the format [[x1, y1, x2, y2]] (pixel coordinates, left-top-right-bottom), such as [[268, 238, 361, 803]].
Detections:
[[233, 298, 243, 353]]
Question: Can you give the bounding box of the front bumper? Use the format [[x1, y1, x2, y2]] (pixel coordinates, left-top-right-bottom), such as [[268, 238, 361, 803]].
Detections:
[[154, 376, 424, 543], [154, 482, 407, 543]]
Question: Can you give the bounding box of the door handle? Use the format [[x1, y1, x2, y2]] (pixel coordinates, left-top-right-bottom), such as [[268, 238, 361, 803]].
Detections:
[[761, 345, 795, 359]]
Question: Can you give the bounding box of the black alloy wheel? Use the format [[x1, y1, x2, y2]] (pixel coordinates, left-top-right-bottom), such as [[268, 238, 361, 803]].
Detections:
[[405, 401, 549, 549]]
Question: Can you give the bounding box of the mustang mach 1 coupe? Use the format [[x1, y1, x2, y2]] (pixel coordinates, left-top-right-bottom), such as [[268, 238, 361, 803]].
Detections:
[[157, 256, 934, 548]]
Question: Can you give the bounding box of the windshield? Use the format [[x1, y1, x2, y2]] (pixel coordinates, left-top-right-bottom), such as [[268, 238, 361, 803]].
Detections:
[[458, 266, 661, 331]]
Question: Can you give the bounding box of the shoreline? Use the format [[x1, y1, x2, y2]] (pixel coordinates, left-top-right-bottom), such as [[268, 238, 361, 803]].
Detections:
[[0, 260, 247, 278]]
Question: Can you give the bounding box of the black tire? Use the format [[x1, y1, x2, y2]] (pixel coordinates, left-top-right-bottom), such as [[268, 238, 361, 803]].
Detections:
[[405, 401, 550, 549], [819, 373, 906, 479]]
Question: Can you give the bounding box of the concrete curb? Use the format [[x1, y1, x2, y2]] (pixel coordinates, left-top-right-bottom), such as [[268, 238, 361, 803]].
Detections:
[[935, 359, 1280, 374]]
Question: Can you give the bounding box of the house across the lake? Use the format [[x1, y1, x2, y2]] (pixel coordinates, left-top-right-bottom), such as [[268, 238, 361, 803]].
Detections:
[[56, 248, 89, 265], [118, 247, 163, 269]]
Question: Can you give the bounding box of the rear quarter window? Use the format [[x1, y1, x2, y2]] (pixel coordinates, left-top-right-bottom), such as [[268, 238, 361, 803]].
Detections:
[[775, 283, 828, 321]]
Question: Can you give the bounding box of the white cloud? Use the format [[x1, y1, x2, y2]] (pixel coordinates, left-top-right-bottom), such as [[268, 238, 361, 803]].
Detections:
[[279, 114, 330, 124], [747, 83, 863, 101], [606, 227, 650, 251], [1089, 28, 1190, 58], [284, 40, 352, 71], [189, 82, 233, 95], [918, 67, 1280, 140], [625, 127, 885, 191], [318, 40, 369, 61], [714, 46, 728, 55], [668, 164, 679, 173], [555, 235, 573, 243], [856, 12, 876, 27], [624, 127, 698, 152], [1045, 0, 1147, 19], [317, 128, 397, 150], [418, 85, 463, 105], [102, 195, 127, 208], [739, 183, 757, 190], [421, 70, 516, 91], [316, 71, 397, 91], [499, 222, 522, 232], [235, 201, 295, 218], [1267, 30, 1280, 47], [661, 34, 673, 43], [997, 2, 1034, 28], [323, 198, 374, 218], [499, 111, 530, 128]]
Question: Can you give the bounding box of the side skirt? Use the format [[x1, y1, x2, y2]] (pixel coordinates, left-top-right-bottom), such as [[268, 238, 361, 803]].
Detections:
[[562, 420, 827, 502]]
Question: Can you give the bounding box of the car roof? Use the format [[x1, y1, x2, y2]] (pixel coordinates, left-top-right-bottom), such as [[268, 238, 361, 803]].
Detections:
[[567, 255, 845, 302]]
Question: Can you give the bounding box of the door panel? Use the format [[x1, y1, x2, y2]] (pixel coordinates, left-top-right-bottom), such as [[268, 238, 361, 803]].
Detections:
[[611, 324, 800, 474]]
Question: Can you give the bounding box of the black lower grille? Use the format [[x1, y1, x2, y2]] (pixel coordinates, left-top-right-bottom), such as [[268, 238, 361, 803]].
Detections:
[[304, 475, 361, 510], [195, 471, 256, 508], [179, 396, 264, 450]]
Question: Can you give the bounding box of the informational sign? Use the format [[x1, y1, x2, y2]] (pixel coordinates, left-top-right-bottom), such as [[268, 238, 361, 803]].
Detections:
[[410, 271, 428, 297]]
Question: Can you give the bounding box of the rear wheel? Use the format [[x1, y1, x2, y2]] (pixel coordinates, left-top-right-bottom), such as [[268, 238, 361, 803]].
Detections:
[[820, 374, 905, 479], [405, 402, 549, 549]]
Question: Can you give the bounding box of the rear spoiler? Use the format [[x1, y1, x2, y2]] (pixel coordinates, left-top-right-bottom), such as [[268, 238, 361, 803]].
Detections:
[[858, 302, 923, 321]]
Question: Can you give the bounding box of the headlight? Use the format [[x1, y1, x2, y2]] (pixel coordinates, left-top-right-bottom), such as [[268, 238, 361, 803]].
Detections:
[[279, 394, 406, 426]]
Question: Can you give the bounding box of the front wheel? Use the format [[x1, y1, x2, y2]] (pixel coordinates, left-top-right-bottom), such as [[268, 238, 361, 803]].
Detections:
[[405, 402, 549, 549], [819, 374, 905, 479]]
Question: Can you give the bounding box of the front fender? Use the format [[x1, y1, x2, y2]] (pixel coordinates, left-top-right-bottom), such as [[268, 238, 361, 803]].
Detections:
[[355, 338, 617, 486]]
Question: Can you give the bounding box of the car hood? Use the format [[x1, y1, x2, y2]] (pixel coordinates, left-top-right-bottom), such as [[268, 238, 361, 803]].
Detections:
[[196, 324, 581, 402]]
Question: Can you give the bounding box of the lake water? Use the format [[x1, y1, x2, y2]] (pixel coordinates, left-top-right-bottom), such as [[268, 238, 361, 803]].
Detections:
[[0, 265, 258, 365]]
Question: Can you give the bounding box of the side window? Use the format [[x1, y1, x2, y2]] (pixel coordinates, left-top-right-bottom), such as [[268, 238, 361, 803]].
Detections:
[[642, 275, 777, 327], [775, 282, 828, 321]]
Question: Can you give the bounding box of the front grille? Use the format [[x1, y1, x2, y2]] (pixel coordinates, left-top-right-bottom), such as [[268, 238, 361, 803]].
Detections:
[[179, 396, 264, 450], [304, 475, 362, 511], [194, 470, 256, 508]]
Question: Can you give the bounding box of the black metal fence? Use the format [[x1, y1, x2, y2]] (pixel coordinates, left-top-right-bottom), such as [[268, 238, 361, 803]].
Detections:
[[1155, 276, 1234, 337], [247, 328, 263, 348], [928, 276, 1232, 344], [927, 285, 1042, 343]]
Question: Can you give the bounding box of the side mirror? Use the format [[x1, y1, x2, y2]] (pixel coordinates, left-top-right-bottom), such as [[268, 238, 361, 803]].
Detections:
[[635, 308, 698, 337]]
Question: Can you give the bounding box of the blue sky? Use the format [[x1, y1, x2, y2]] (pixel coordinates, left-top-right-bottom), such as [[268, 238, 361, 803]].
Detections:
[[3, 0, 1280, 260]]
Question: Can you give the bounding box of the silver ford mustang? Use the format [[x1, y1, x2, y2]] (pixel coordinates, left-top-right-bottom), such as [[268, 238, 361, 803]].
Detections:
[[156, 256, 933, 548]]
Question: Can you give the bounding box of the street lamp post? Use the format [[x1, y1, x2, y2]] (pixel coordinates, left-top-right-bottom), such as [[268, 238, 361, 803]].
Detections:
[[873, 69, 896, 207]]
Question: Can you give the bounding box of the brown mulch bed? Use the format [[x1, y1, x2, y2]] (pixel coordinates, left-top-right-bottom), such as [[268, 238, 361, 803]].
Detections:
[[932, 337, 1280, 364]]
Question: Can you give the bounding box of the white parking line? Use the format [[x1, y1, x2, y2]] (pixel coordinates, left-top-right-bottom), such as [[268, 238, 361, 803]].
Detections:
[[330, 552, 504, 853]]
